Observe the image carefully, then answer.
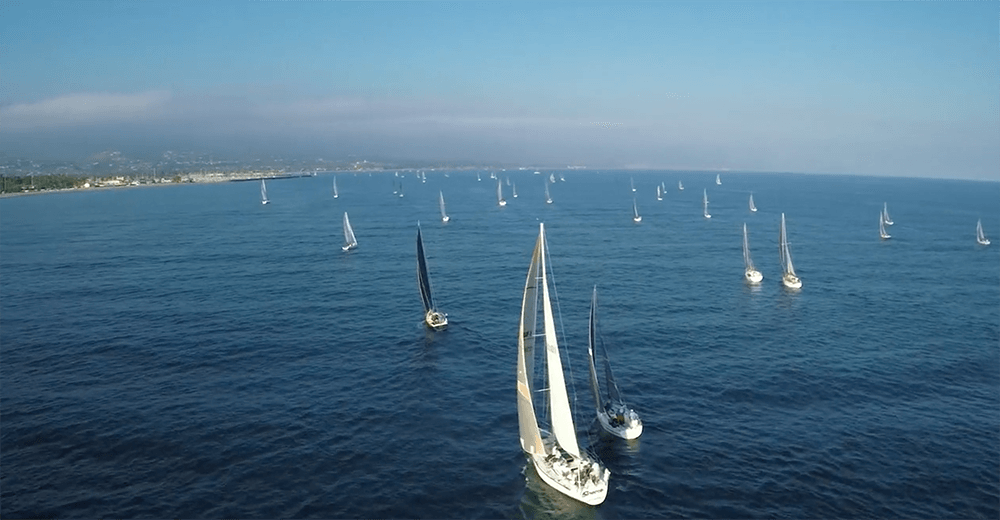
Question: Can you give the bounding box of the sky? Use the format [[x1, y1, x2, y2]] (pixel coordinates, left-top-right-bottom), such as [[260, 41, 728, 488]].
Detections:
[[2, 1, 997, 179]]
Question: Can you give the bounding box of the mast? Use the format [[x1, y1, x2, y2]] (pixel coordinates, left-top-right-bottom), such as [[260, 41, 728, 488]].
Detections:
[[743, 223, 754, 271]]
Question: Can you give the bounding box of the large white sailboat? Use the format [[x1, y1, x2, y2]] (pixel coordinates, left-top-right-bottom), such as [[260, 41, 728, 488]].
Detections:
[[743, 223, 763, 284], [632, 199, 642, 223], [260, 179, 269, 205], [703, 189, 711, 219], [498, 179, 507, 206], [749, 192, 757, 212], [587, 286, 642, 440], [779, 213, 801, 289], [439, 191, 450, 223], [879, 212, 891, 240], [882, 203, 893, 226], [416, 226, 448, 329], [342, 212, 358, 252], [517, 223, 610, 506], [977, 219, 991, 245]]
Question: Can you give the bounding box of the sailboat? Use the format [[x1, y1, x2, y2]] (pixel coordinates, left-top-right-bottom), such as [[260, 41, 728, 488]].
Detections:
[[545, 180, 553, 204], [882, 202, 893, 225], [977, 219, 991, 245], [513, 182, 518, 198], [879, 212, 891, 240], [260, 179, 269, 205], [743, 223, 763, 284], [632, 199, 642, 222], [716, 174, 722, 185], [630, 176, 636, 192], [516, 223, 610, 506], [703, 189, 711, 219], [678, 180, 684, 191], [550, 173, 557, 184], [416, 226, 448, 329], [656, 184, 663, 201], [439, 191, 450, 223], [748, 192, 756, 212], [342, 212, 358, 252], [398, 181, 404, 198], [498, 179, 507, 206], [332, 176, 339, 199], [779, 213, 801, 288], [587, 286, 642, 440]]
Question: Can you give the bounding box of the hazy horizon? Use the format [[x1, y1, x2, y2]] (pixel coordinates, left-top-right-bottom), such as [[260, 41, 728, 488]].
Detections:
[[3, 1, 997, 181]]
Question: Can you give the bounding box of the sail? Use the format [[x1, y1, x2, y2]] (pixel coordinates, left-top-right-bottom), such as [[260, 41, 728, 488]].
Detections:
[[780, 213, 796, 276], [743, 223, 755, 271], [587, 287, 603, 412], [513, 182, 518, 198], [261, 179, 268, 202], [544, 180, 552, 203], [879, 212, 888, 238], [497, 179, 506, 205], [977, 219, 987, 242], [416, 227, 434, 313], [883, 203, 893, 224], [749, 193, 756, 211], [703, 189, 710, 217], [343, 212, 357, 248], [716, 174, 722, 185], [538, 225, 581, 458], [517, 226, 544, 455], [333, 177, 339, 198]]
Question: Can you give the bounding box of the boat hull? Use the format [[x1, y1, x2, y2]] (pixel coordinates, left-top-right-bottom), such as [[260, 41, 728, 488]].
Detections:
[[782, 274, 802, 289], [745, 269, 763, 284], [528, 445, 609, 506], [424, 310, 448, 329], [597, 410, 643, 440]]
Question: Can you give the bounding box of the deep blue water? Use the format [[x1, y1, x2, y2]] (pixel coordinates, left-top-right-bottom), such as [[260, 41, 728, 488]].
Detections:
[[2, 171, 998, 519]]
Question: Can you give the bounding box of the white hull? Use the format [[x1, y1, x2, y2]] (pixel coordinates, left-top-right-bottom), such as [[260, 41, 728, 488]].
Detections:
[[342, 243, 357, 252], [597, 409, 643, 440], [632, 216, 642, 222], [979, 238, 992, 246], [528, 438, 609, 506], [745, 269, 763, 284], [424, 309, 448, 329], [261, 200, 269, 205], [441, 216, 450, 223], [782, 273, 802, 289]]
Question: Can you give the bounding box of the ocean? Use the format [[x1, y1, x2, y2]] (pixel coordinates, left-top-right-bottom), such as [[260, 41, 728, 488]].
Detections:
[[2, 170, 998, 518]]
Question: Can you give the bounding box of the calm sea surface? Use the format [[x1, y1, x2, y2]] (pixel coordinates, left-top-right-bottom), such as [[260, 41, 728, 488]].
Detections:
[[2, 171, 998, 518]]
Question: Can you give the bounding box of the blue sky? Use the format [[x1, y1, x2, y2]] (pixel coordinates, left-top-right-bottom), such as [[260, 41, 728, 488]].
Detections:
[[2, 1, 997, 179]]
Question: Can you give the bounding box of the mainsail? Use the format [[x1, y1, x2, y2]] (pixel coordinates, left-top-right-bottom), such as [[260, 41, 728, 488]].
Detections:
[[743, 223, 755, 271], [416, 227, 434, 313], [779, 213, 796, 276], [343, 212, 358, 250]]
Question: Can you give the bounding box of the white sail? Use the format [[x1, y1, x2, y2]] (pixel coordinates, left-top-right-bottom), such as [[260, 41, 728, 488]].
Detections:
[[439, 191, 450, 223], [539, 241, 580, 459], [779, 213, 801, 288], [513, 182, 518, 198], [333, 176, 339, 198], [630, 176, 636, 192], [656, 185, 663, 201], [703, 189, 711, 219], [544, 179, 553, 204], [716, 174, 722, 185], [517, 228, 544, 456], [749, 193, 756, 212], [632, 199, 642, 222], [977, 219, 991, 245], [678, 180, 684, 190], [497, 179, 507, 206], [342, 212, 358, 251], [879, 212, 891, 240], [743, 223, 763, 284], [882, 202, 893, 225], [260, 179, 269, 205]]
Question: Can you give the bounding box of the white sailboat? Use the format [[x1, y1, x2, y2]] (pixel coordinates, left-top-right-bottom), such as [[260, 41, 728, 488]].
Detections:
[[779, 213, 801, 288], [545, 180, 553, 204], [550, 173, 557, 184], [748, 192, 757, 212], [517, 223, 610, 506], [587, 286, 643, 440], [513, 182, 518, 198], [260, 179, 269, 205], [882, 202, 893, 225], [977, 219, 991, 245], [416, 226, 448, 329], [332, 176, 339, 199], [716, 174, 722, 185], [678, 180, 684, 191], [879, 212, 891, 240], [342, 212, 358, 252], [632, 199, 642, 222], [703, 189, 711, 219], [743, 223, 763, 284], [630, 176, 636, 192], [439, 191, 450, 223], [656, 185, 663, 201], [497, 179, 507, 206], [398, 181, 404, 198]]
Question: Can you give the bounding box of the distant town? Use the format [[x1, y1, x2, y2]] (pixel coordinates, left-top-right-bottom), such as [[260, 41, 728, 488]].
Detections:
[[0, 150, 536, 195]]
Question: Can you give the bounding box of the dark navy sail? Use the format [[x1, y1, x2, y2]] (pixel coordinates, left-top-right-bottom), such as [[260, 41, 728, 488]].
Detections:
[[416, 226, 434, 313]]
